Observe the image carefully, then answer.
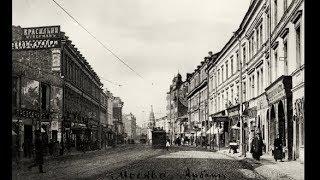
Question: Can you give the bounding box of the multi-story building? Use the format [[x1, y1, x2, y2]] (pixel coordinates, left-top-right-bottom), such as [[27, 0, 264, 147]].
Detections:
[[113, 97, 125, 144], [186, 58, 210, 146], [123, 113, 137, 142], [166, 74, 188, 143], [12, 25, 65, 157], [12, 25, 104, 153], [105, 90, 115, 146], [100, 90, 108, 148], [207, 0, 304, 162]]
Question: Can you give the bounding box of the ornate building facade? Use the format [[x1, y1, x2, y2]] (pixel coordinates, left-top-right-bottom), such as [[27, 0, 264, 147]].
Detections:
[[166, 74, 188, 143], [207, 0, 304, 162]]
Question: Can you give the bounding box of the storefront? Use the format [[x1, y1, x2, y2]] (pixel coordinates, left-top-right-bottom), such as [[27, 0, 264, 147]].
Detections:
[[265, 76, 293, 160], [211, 114, 229, 148], [255, 93, 269, 152], [70, 122, 87, 150], [227, 105, 240, 143], [244, 106, 257, 153]]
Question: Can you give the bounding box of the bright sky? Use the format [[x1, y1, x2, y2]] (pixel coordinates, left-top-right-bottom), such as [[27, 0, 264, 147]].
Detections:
[[13, 0, 251, 126]]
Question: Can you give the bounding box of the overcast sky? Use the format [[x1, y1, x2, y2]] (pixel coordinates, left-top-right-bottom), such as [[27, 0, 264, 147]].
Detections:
[[13, 0, 251, 126]]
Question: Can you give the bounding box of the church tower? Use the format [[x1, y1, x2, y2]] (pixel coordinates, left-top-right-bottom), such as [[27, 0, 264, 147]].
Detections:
[[147, 105, 155, 144]]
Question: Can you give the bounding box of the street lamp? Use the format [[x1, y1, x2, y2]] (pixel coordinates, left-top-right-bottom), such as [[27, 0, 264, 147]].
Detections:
[[233, 30, 246, 157]]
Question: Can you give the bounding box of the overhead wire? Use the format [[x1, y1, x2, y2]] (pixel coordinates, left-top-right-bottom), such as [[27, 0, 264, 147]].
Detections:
[[51, 0, 145, 80]]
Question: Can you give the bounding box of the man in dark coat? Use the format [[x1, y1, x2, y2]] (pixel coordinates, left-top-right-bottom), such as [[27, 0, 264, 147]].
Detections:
[[273, 135, 284, 161], [250, 133, 263, 160], [28, 130, 45, 173]]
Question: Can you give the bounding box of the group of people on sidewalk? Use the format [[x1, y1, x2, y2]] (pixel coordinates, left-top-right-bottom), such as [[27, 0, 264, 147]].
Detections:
[[250, 131, 284, 162]]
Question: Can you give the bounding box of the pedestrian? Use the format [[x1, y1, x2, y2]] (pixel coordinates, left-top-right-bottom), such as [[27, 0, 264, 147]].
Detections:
[[81, 139, 86, 153], [28, 130, 45, 173], [273, 135, 284, 162], [250, 132, 263, 160], [166, 139, 170, 151], [59, 141, 64, 156], [53, 140, 59, 157]]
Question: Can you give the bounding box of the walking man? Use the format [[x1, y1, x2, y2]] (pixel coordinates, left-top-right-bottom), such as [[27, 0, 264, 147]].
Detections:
[[28, 130, 45, 173], [250, 132, 263, 160]]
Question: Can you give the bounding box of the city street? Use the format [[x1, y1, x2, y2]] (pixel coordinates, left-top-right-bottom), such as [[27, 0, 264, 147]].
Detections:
[[13, 145, 265, 180]]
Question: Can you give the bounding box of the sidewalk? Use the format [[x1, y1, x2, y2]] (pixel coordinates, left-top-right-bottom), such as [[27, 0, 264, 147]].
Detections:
[[12, 144, 130, 170], [219, 149, 304, 180]]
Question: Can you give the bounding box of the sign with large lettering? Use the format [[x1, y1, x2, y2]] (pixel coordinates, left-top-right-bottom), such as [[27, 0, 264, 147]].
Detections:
[[22, 26, 60, 39], [12, 39, 60, 50], [266, 76, 292, 104]]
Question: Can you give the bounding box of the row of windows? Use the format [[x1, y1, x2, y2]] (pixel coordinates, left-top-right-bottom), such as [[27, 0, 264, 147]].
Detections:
[[63, 54, 100, 101], [249, 23, 263, 59], [189, 66, 207, 93]]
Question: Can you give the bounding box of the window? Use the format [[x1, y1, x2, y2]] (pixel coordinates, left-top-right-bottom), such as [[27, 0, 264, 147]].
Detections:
[[222, 94, 224, 109], [218, 96, 220, 111], [267, 60, 271, 84], [261, 69, 264, 92], [218, 70, 220, 85], [260, 25, 263, 46], [257, 71, 260, 95], [226, 61, 229, 79], [231, 88, 234, 104], [242, 45, 246, 65], [243, 82, 246, 101], [256, 29, 259, 51], [252, 75, 255, 98], [230, 56, 234, 75], [274, 0, 278, 27], [267, 11, 271, 35], [226, 91, 229, 106], [236, 51, 240, 71], [249, 39, 252, 58], [283, 40, 288, 75], [296, 26, 301, 68], [284, 0, 288, 12], [252, 35, 255, 55], [41, 83, 50, 111], [249, 77, 251, 99], [274, 49, 278, 79], [236, 85, 239, 99], [221, 66, 224, 82], [214, 98, 217, 112]]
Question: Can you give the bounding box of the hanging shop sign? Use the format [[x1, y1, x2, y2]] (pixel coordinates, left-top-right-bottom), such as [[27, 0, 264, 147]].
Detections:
[[12, 39, 61, 50], [212, 116, 229, 122], [265, 76, 292, 104], [22, 26, 60, 39]]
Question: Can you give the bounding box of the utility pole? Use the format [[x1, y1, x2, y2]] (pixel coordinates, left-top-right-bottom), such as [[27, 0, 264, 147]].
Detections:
[[235, 30, 246, 157], [206, 52, 212, 149]]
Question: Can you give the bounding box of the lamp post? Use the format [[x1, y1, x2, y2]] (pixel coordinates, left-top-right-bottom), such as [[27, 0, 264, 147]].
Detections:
[[234, 30, 246, 157]]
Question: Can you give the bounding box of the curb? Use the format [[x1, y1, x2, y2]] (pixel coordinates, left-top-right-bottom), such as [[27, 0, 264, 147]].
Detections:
[[217, 150, 296, 180], [12, 144, 136, 168]]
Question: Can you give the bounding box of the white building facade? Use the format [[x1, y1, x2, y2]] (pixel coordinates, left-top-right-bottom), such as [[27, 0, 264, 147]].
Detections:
[[207, 0, 304, 162]]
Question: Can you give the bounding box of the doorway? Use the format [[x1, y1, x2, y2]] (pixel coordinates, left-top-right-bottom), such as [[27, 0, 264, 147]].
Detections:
[[269, 105, 276, 151], [24, 125, 33, 158]]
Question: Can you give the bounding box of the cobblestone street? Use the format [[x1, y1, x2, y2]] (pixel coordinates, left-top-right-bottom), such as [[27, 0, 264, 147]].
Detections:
[[13, 145, 267, 180]]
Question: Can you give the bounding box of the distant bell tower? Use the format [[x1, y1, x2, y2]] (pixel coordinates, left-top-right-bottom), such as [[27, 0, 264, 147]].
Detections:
[[147, 105, 155, 144]]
